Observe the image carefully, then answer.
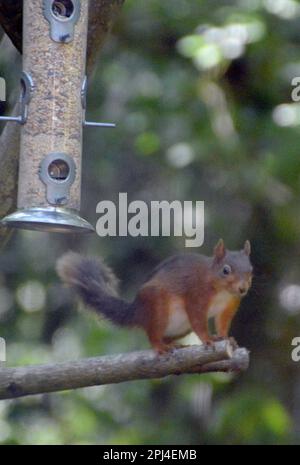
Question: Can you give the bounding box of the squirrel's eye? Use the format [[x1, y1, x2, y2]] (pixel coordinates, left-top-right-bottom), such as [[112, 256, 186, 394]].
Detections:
[[222, 264, 231, 276]]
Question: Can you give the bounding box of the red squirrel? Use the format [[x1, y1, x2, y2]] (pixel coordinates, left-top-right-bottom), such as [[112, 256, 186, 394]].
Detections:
[[56, 239, 252, 353]]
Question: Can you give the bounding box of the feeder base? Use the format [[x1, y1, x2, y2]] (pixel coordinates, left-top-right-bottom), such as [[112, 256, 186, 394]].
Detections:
[[1, 207, 95, 234]]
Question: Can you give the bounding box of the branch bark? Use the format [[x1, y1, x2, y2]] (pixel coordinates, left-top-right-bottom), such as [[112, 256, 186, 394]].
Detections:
[[0, 0, 125, 248], [0, 341, 249, 400]]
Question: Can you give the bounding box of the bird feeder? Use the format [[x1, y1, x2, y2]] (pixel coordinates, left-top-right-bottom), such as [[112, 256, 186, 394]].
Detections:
[[0, 0, 114, 233]]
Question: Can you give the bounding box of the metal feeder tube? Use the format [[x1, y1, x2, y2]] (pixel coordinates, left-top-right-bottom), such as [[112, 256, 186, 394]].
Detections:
[[1, 0, 94, 233]]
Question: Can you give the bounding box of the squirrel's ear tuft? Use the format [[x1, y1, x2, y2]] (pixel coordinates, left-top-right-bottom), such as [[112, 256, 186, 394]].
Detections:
[[214, 239, 226, 261], [244, 240, 251, 256]]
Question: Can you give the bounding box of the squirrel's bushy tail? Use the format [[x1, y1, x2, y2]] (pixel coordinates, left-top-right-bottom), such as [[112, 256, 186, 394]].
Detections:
[[56, 252, 136, 327]]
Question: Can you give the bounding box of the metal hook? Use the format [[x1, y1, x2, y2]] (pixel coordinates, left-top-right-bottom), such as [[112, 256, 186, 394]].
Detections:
[[81, 76, 116, 129], [0, 72, 34, 125]]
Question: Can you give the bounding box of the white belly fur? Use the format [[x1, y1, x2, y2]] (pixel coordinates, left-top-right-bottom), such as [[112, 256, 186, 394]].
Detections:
[[164, 297, 191, 338], [164, 291, 233, 338], [208, 290, 233, 318]]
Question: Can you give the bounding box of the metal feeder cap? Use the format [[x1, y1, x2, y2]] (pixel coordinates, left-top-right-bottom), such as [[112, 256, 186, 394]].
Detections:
[[1, 207, 95, 234]]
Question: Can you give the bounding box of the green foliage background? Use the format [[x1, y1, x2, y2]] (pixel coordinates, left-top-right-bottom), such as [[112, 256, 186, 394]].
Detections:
[[0, 0, 300, 444]]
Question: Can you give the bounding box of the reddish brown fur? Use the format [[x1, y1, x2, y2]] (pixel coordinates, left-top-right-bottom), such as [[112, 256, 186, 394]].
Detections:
[[215, 297, 240, 338], [133, 239, 252, 353], [57, 239, 252, 354]]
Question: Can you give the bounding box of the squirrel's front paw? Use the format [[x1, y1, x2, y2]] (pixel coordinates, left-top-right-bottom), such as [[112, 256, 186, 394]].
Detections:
[[228, 336, 239, 349], [210, 335, 239, 349]]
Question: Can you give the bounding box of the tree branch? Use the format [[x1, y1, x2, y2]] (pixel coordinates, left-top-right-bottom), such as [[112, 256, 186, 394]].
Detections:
[[0, 341, 249, 400], [0, 0, 125, 247]]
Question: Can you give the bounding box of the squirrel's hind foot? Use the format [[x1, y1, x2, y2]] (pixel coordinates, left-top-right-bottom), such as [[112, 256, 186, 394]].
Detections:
[[153, 342, 187, 354]]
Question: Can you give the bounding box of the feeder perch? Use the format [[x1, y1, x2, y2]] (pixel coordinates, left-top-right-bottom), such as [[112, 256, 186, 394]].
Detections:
[[0, 0, 115, 234]]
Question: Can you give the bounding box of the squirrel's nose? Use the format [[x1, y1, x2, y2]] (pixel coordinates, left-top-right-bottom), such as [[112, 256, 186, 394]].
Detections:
[[239, 286, 247, 296]]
